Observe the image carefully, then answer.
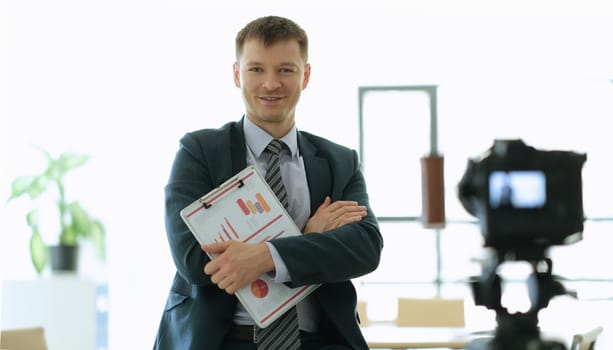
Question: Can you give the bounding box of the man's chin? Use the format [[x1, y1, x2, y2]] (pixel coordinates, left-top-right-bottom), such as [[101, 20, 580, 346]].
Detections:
[[247, 108, 294, 124], [257, 113, 287, 123]]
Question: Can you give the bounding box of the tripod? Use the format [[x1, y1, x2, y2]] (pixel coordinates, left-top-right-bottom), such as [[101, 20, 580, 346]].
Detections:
[[467, 246, 569, 350]]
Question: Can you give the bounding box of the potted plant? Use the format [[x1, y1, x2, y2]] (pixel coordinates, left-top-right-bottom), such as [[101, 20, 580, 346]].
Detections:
[[7, 147, 106, 274]]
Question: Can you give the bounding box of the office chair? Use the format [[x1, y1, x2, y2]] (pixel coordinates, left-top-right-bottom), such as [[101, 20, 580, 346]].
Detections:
[[357, 300, 371, 327], [0, 326, 48, 350], [396, 297, 465, 327], [569, 326, 603, 350]]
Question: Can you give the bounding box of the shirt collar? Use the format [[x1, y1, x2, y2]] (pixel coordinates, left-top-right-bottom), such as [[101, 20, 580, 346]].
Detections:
[[243, 116, 299, 158]]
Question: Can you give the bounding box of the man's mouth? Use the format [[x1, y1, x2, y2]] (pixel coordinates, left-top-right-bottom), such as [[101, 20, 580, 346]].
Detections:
[[259, 96, 283, 101]]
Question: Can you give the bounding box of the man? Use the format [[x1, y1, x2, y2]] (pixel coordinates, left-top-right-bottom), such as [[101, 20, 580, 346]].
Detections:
[[154, 16, 383, 350]]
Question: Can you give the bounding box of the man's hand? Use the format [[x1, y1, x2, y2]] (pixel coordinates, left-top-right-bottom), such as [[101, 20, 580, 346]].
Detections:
[[202, 241, 274, 295], [303, 196, 367, 234]]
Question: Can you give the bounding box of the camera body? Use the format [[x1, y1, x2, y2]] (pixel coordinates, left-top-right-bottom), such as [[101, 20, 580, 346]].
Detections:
[[458, 139, 586, 250]]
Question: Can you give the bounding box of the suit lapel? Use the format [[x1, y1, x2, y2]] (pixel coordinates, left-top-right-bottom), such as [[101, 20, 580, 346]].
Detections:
[[298, 132, 331, 213], [229, 118, 248, 177]]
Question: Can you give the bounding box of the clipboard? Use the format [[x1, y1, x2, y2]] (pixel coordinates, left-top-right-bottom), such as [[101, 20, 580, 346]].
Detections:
[[180, 165, 320, 328]]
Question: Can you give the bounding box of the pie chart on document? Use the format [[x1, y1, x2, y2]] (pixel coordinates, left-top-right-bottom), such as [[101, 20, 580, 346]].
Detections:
[[251, 279, 269, 298]]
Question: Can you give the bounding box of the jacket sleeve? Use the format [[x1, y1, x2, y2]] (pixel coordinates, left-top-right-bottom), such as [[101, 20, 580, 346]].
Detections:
[[164, 132, 217, 286], [270, 150, 383, 287]]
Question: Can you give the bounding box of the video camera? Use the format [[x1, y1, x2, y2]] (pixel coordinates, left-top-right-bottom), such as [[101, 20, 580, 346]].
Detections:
[[458, 139, 586, 254], [458, 139, 587, 350]]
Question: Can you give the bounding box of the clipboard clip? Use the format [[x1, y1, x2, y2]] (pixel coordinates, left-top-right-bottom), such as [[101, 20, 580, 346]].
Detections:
[[199, 197, 212, 209]]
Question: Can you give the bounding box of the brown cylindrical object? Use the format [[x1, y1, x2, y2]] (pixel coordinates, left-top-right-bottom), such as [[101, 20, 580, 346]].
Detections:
[[421, 155, 445, 228]]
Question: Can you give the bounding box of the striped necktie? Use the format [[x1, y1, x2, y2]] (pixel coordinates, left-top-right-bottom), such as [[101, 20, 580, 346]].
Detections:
[[256, 139, 301, 350]]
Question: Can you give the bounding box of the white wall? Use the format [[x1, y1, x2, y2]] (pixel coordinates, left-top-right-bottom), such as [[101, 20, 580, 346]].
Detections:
[[3, 1, 613, 349]]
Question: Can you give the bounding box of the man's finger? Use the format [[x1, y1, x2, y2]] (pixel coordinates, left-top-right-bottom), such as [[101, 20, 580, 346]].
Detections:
[[328, 200, 358, 211], [214, 274, 239, 295], [216, 275, 229, 289], [204, 260, 219, 276], [341, 213, 365, 226], [202, 241, 231, 254], [210, 271, 222, 284]]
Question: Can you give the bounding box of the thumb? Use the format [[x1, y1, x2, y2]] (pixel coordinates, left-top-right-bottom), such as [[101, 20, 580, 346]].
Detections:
[[202, 241, 231, 254]]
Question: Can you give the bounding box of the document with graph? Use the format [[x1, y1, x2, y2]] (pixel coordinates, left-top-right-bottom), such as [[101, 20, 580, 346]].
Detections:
[[180, 165, 320, 328]]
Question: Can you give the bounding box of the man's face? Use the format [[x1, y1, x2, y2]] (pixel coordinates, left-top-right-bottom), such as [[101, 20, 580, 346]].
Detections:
[[234, 38, 310, 136]]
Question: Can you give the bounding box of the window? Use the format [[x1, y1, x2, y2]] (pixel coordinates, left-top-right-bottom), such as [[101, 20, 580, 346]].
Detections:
[[356, 81, 613, 322]]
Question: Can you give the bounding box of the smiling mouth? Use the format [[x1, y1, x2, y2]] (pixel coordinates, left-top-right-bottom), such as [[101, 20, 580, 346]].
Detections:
[[259, 96, 283, 102]]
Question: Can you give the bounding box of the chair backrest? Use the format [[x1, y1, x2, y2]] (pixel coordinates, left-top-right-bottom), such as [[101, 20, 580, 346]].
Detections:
[[396, 297, 465, 327], [0, 327, 48, 350], [357, 300, 371, 327], [570, 326, 603, 350]]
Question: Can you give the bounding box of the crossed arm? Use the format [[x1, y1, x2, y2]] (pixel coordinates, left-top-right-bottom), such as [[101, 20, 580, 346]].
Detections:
[[202, 196, 367, 295]]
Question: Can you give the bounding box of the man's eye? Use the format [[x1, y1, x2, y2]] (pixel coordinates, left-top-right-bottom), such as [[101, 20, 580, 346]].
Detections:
[[280, 68, 295, 74], [249, 67, 263, 72]]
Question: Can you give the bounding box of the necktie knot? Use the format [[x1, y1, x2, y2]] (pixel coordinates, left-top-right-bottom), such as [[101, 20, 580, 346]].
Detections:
[[265, 139, 285, 156]]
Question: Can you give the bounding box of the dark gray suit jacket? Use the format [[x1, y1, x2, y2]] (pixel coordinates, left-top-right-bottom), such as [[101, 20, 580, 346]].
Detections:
[[154, 119, 383, 349]]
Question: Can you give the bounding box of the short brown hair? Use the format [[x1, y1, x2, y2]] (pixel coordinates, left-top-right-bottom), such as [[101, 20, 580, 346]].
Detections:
[[235, 16, 308, 63]]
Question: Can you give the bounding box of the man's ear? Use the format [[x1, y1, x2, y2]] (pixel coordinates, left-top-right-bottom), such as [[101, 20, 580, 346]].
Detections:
[[233, 62, 241, 88], [302, 63, 311, 90]]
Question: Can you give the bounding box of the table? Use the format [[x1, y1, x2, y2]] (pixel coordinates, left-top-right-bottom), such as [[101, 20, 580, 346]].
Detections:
[[361, 323, 582, 349], [1, 276, 108, 350], [361, 323, 490, 349]]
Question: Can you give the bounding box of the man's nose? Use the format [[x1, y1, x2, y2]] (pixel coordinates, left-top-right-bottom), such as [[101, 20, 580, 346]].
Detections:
[[261, 72, 282, 90]]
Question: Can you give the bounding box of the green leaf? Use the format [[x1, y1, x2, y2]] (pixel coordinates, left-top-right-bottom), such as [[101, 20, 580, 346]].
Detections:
[[27, 174, 51, 199], [8, 176, 36, 201], [56, 152, 90, 176], [90, 220, 106, 259], [35, 146, 53, 162], [68, 202, 91, 235], [60, 226, 78, 245], [26, 209, 39, 229], [34, 146, 60, 180], [30, 230, 49, 274], [37, 149, 88, 182]]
